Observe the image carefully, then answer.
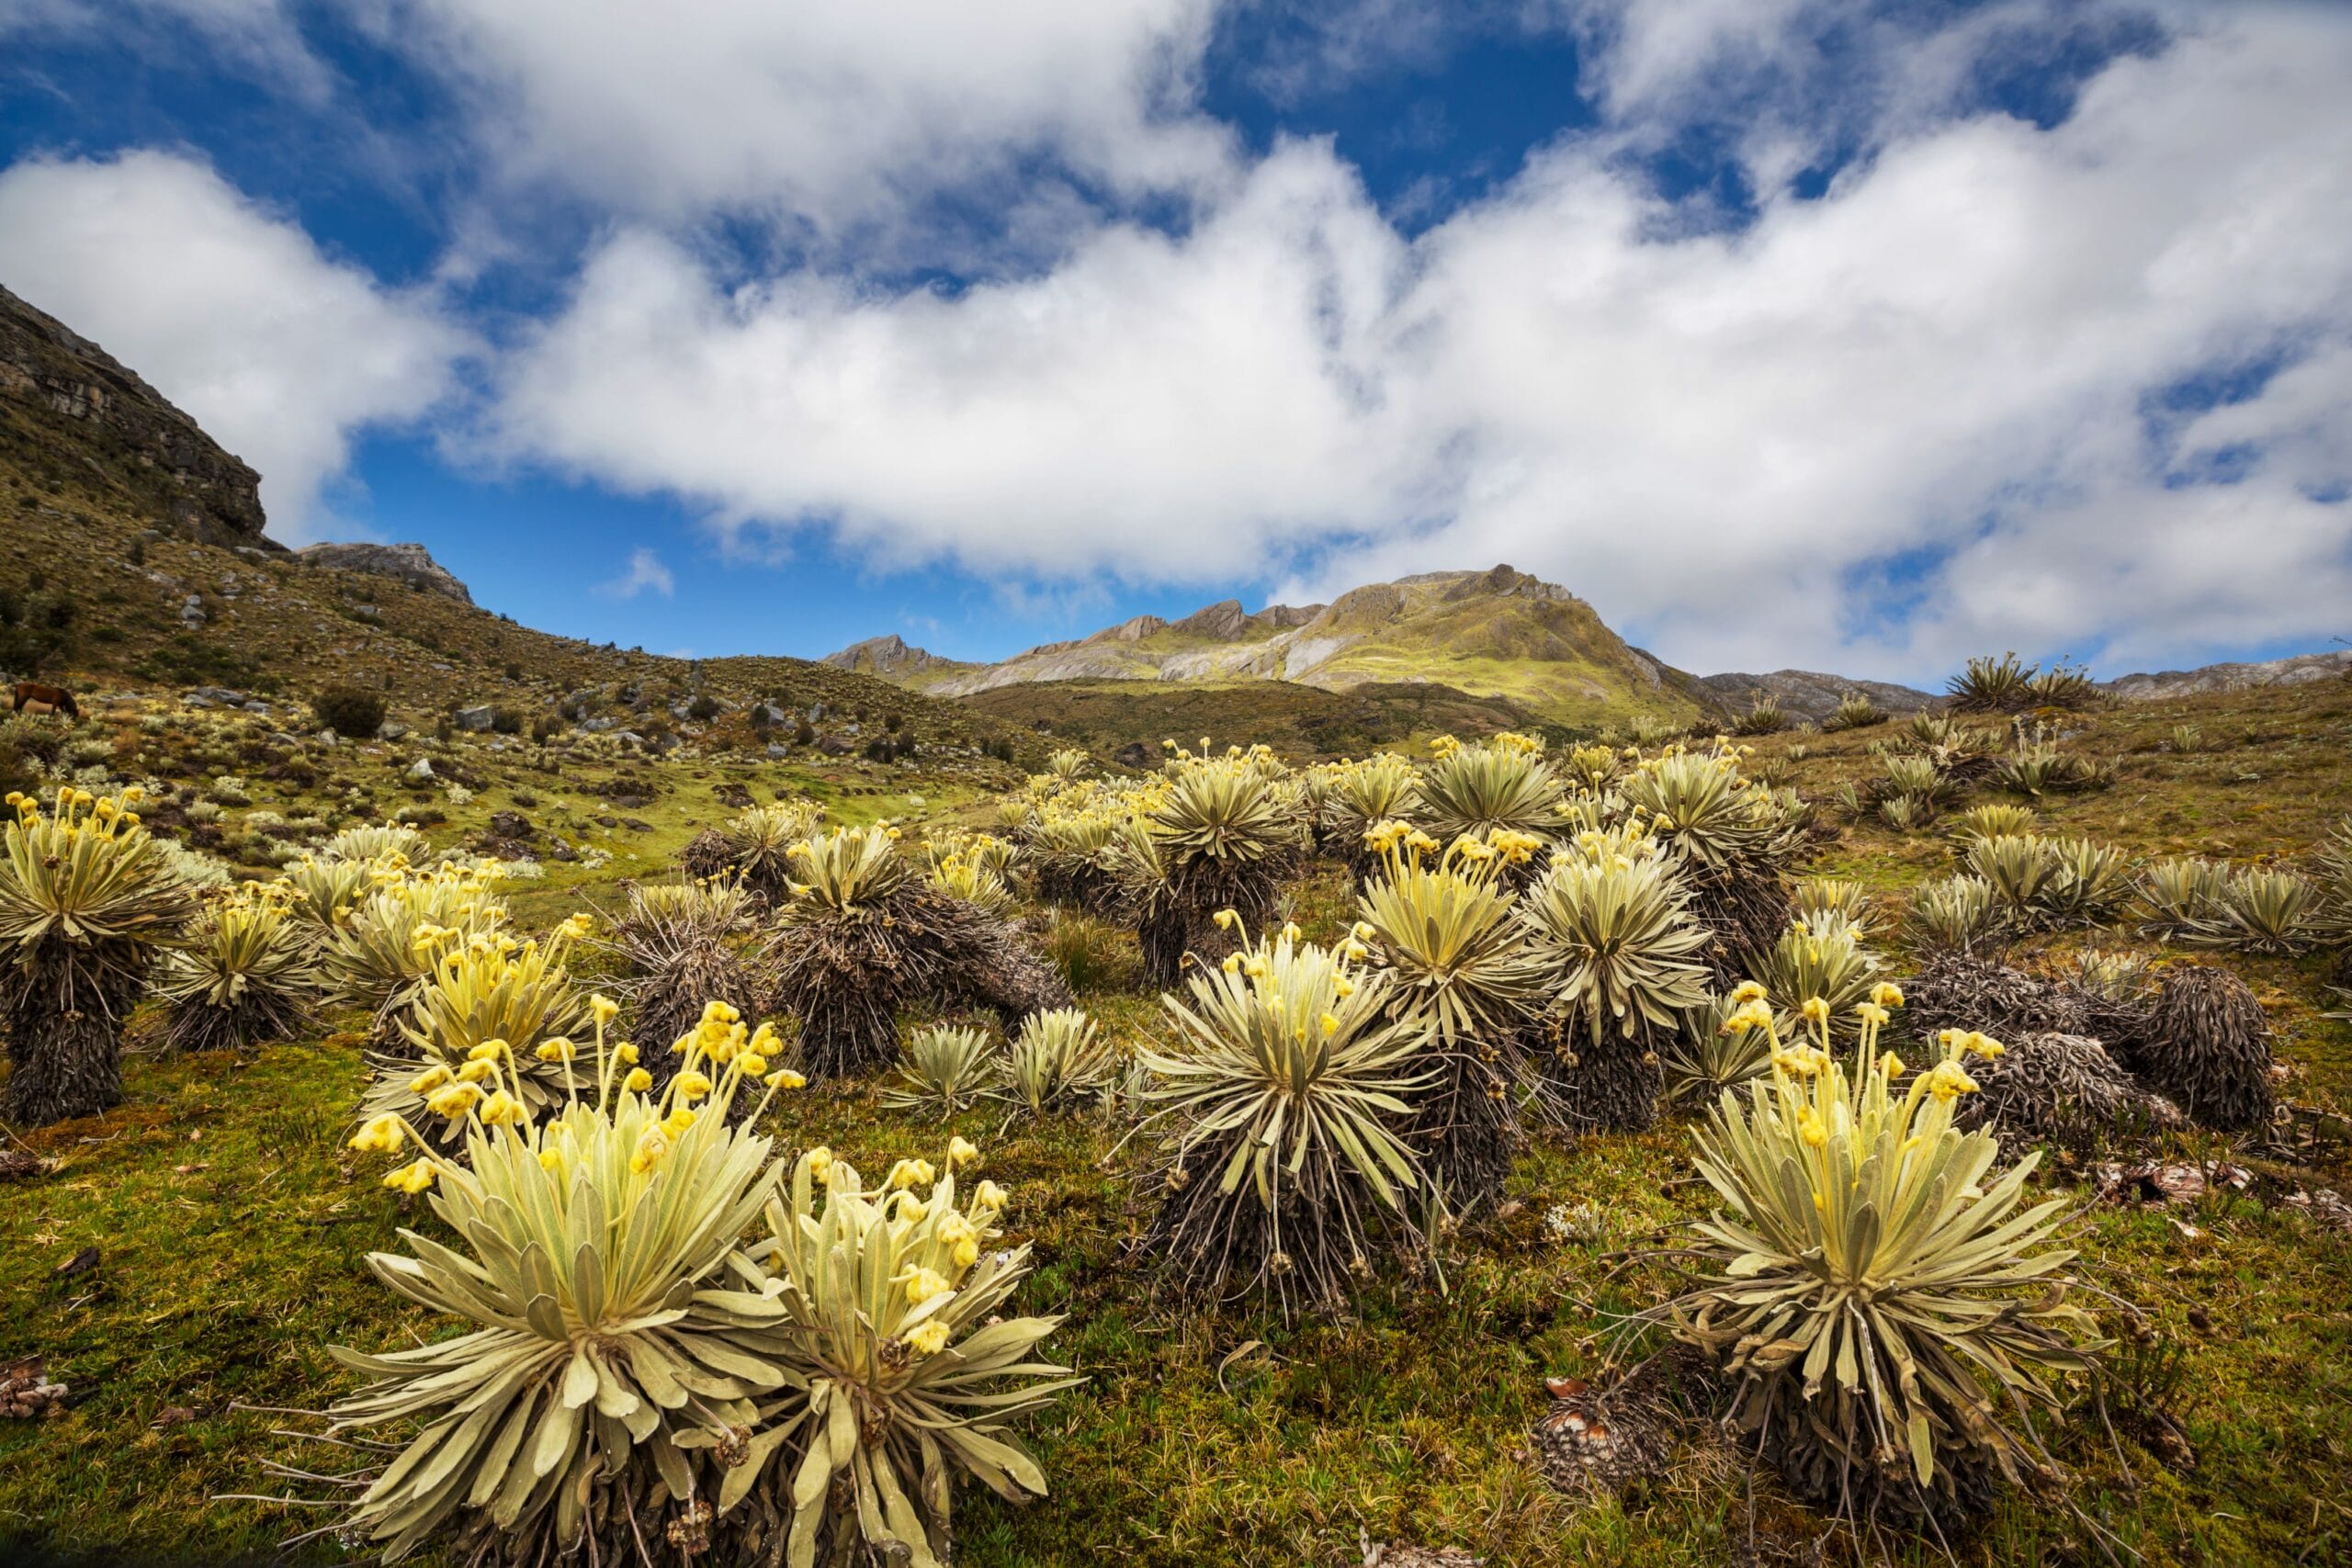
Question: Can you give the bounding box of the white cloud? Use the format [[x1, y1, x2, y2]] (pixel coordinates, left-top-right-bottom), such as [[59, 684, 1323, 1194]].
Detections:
[[491, 4, 2352, 680], [598, 547, 675, 600], [0, 150, 468, 543], [374, 0, 1232, 241], [493, 141, 1433, 583]]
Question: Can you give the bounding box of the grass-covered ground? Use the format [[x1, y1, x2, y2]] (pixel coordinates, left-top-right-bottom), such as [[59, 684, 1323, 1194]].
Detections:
[[4, 678, 2351, 1566]]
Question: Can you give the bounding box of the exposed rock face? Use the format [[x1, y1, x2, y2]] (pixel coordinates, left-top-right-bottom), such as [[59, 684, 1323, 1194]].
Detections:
[[0, 284, 271, 547], [820, 634, 969, 678], [1697, 669, 1937, 722], [2104, 648, 2352, 702], [297, 541, 474, 604]]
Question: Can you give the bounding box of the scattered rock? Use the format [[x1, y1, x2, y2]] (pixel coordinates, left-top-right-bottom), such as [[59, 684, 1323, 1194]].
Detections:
[[179, 594, 206, 625], [817, 735, 853, 757], [621, 818, 653, 833], [488, 810, 533, 840], [1, 1356, 67, 1419], [405, 758, 435, 784], [1113, 741, 1150, 769], [765, 743, 790, 761], [453, 705, 496, 732], [376, 719, 409, 741]]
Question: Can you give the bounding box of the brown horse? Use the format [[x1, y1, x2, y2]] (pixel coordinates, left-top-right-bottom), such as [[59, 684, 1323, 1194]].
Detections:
[[10, 682, 80, 720]]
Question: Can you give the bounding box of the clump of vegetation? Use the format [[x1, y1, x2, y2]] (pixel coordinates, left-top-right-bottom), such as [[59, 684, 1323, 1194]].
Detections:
[[1519, 840, 1713, 1131], [687, 800, 821, 905], [1115, 749, 1296, 985], [1948, 801, 2035, 843], [1136, 925, 1430, 1314], [2178, 865, 2322, 956], [1618, 745, 1798, 974], [327, 1006, 804, 1563], [602, 878, 766, 1093], [1947, 652, 2100, 714], [1356, 830, 1549, 1213], [1662, 992, 2106, 1523], [1413, 732, 1563, 857], [1660, 993, 1771, 1106], [1905, 873, 2007, 953], [729, 1145, 1078, 1568], [311, 683, 387, 738], [321, 861, 513, 1025], [1819, 691, 1888, 731], [152, 880, 319, 1054], [1731, 696, 1788, 736], [0, 786, 198, 1123], [1002, 1006, 1114, 1115], [882, 1022, 1001, 1118]]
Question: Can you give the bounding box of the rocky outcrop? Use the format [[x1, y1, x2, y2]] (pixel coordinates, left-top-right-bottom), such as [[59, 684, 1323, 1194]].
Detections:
[[0, 284, 271, 547], [820, 634, 969, 679], [1697, 669, 1937, 723], [296, 541, 473, 604], [2103, 648, 2352, 702]]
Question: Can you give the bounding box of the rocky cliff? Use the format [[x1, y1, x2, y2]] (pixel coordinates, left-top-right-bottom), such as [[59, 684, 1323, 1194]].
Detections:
[[820, 634, 976, 680], [295, 540, 474, 605], [0, 283, 272, 547]]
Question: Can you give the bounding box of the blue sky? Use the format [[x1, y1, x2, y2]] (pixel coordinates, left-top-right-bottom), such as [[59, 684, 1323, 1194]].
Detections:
[[1, 0, 2346, 682]]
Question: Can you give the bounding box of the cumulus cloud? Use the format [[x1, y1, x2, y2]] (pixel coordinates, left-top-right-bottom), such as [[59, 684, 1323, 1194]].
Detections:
[[598, 547, 675, 600], [0, 150, 468, 542], [374, 0, 1231, 242], [490, 5, 2352, 679], [493, 141, 1432, 581]]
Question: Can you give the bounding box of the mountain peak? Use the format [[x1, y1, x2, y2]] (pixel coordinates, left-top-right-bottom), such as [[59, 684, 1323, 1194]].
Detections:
[[820, 633, 967, 677]]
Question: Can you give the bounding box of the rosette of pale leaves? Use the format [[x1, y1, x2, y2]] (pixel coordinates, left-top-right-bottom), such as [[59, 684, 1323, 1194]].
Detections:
[[328, 1052, 799, 1562], [283, 852, 382, 932], [152, 881, 320, 1053], [1518, 854, 1712, 1046], [1414, 737, 1563, 849], [1148, 758, 1297, 871], [785, 823, 914, 912], [718, 801, 825, 903], [1357, 842, 1547, 1049], [321, 864, 511, 1017], [882, 1023, 1001, 1118], [1664, 1003, 2105, 1520], [1618, 749, 1795, 873], [1321, 753, 1423, 856], [1138, 929, 1433, 1310], [927, 852, 1016, 918], [1904, 874, 2007, 953], [1743, 918, 1881, 1040], [2169, 865, 2322, 956], [321, 823, 433, 864], [0, 787, 201, 1124], [359, 931, 590, 1145], [744, 1150, 1080, 1568], [1003, 1007, 1114, 1115]]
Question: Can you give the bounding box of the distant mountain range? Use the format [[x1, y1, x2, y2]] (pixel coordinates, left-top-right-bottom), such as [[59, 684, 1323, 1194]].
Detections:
[[825, 565, 1950, 727]]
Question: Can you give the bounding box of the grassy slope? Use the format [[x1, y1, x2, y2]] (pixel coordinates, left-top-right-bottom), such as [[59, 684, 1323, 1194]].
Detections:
[[901, 577, 1716, 730], [959, 678, 1552, 761], [2, 680, 2349, 1565], [0, 393, 1017, 760]]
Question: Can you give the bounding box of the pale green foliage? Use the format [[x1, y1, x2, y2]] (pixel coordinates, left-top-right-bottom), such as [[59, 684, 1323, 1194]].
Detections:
[[2172, 865, 2323, 956], [883, 1024, 1001, 1118], [321, 822, 430, 863], [2136, 855, 2231, 942], [329, 1054, 796, 1562], [1668, 1010, 2103, 1516], [1743, 918, 1880, 1038], [1518, 851, 1713, 1044], [1356, 844, 1548, 1048], [1003, 1008, 1114, 1115], [1905, 874, 2007, 953], [748, 1150, 1078, 1568], [1948, 803, 2036, 843], [1139, 931, 1431, 1307], [1790, 877, 1871, 931], [786, 825, 913, 912], [285, 852, 382, 931], [322, 864, 513, 1016], [1661, 995, 1772, 1106], [1321, 753, 1422, 848], [1045, 747, 1091, 780], [1619, 748, 1794, 872], [152, 883, 320, 1053], [1414, 736, 1563, 847]]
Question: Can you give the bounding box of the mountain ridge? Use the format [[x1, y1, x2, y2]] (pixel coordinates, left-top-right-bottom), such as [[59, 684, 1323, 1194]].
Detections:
[[823, 564, 1718, 728]]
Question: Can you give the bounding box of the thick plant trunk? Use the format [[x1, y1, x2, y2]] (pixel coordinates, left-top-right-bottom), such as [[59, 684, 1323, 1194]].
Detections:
[[5, 1004, 126, 1127]]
